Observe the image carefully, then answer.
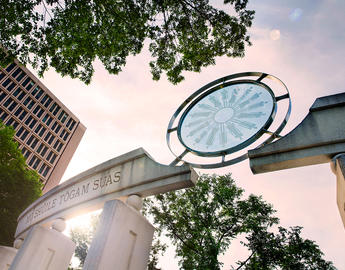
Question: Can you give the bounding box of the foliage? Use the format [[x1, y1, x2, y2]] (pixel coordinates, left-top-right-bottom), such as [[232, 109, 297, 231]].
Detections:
[[0, 0, 254, 84], [69, 214, 100, 269], [143, 174, 336, 269], [0, 120, 42, 246]]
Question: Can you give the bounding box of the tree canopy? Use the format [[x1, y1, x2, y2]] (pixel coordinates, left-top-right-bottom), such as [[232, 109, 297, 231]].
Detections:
[[0, 120, 42, 246], [143, 174, 336, 269], [0, 0, 254, 84]]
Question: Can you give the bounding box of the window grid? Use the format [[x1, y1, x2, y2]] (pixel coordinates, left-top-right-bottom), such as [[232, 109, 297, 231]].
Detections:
[[1, 62, 82, 185]]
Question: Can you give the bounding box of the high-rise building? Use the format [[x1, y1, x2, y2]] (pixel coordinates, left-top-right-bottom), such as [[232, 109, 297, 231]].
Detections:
[[0, 61, 86, 193]]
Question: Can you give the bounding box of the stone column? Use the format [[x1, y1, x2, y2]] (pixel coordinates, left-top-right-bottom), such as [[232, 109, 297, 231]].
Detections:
[[83, 195, 154, 270], [0, 246, 17, 270], [331, 154, 345, 229], [9, 219, 75, 270]]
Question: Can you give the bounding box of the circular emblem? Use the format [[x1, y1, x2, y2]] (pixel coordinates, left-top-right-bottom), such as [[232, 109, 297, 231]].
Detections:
[[178, 81, 275, 156], [167, 72, 291, 169]]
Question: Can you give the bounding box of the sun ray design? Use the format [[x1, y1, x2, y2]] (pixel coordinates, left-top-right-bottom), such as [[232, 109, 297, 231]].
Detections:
[[221, 90, 229, 107], [247, 101, 268, 110], [220, 124, 227, 146], [187, 121, 210, 137], [226, 122, 243, 139], [186, 118, 212, 128], [190, 111, 213, 118], [228, 88, 238, 105], [206, 125, 219, 147], [230, 119, 257, 129], [197, 103, 218, 112], [209, 95, 222, 108], [194, 130, 208, 144], [180, 83, 274, 153], [236, 112, 265, 118], [234, 87, 252, 106]]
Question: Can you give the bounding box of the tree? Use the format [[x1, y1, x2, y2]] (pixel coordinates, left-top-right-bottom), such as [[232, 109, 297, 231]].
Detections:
[[0, 121, 42, 246], [0, 0, 254, 84], [144, 174, 336, 269], [69, 214, 100, 269]]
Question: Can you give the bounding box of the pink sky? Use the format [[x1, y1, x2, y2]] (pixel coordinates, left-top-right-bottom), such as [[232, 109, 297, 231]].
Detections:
[[32, 1, 345, 268]]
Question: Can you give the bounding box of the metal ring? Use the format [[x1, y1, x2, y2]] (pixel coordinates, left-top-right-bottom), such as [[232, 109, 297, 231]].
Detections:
[[167, 72, 291, 169]]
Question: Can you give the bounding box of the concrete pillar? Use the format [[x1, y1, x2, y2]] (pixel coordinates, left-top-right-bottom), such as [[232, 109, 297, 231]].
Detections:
[[83, 196, 154, 270], [331, 154, 345, 229], [9, 219, 75, 270], [0, 246, 17, 270]]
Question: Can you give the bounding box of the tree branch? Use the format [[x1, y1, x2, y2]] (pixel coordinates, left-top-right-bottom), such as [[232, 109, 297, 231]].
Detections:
[[235, 251, 254, 270]]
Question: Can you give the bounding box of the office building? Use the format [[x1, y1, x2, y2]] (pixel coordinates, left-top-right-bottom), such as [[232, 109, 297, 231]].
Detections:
[[0, 61, 86, 193]]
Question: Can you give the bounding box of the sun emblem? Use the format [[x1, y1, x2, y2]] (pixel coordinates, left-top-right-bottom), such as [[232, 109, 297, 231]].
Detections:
[[178, 82, 275, 154]]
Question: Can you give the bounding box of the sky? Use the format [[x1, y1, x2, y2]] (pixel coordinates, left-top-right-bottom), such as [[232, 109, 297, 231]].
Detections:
[[30, 0, 345, 268]]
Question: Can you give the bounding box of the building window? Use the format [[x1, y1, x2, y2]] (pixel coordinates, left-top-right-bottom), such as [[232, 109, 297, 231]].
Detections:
[[43, 166, 50, 177], [55, 123, 61, 134], [5, 63, 16, 73], [16, 126, 25, 137], [26, 134, 35, 146], [28, 155, 37, 167], [0, 72, 4, 81], [49, 103, 57, 113], [29, 119, 37, 129], [18, 109, 27, 120], [0, 110, 8, 121], [39, 126, 46, 137], [7, 82, 16, 91], [2, 78, 11, 88], [11, 67, 22, 79], [41, 145, 48, 156], [52, 105, 61, 116], [22, 147, 31, 159], [20, 129, 29, 141], [4, 97, 17, 111], [14, 107, 23, 117], [16, 70, 25, 82], [24, 115, 33, 126], [39, 163, 47, 174], [44, 97, 52, 108], [26, 81, 35, 91], [58, 110, 68, 123], [32, 157, 41, 169], [46, 151, 53, 162], [48, 134, 55, 145], [21, 77, 30, 87], [23, 96, 34, 109], [0, 90, 6, 102], [53, 140, 63, 152], [31, 137, 39, 149], [13, 88, 26, 101], [6, 118, 19, 129], [50, 153, 57, 164], [44, 132, 52, 142], [34, 124, 42, 134]]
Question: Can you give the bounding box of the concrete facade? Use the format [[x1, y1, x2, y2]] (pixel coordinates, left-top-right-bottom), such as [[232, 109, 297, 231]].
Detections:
[[331, 154, 345, 228], [15, 148, 197, 239], [83, 199, 154, 270], [0, 246, 17, 270], [9, 225, 75, 270], [0, 61, 86, 193], [249, 92, 345, 173]]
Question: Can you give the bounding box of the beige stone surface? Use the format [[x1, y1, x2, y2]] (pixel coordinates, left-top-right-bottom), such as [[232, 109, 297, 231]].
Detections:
[[249, 92, 345, 173], [15, 148, 197, 239], [83, 199, 154, 270], [331, 156, 345, 229], [0, 246, 17, 270], [10, 225, 75, 270]]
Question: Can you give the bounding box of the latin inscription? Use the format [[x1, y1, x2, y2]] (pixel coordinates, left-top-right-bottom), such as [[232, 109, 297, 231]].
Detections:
[[24, 170, 121, 226]]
